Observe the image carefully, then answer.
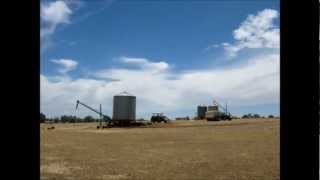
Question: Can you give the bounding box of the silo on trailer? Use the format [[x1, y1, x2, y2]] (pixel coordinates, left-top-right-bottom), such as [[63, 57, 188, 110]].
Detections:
[[113, 91, 136, 125]]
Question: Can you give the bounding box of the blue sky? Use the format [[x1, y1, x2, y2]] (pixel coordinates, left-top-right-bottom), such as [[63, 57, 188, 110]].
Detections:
[[40, 0, 280, 119]]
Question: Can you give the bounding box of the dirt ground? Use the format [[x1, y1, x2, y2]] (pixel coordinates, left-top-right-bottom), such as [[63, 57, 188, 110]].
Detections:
[[41, 118, 279, 180]]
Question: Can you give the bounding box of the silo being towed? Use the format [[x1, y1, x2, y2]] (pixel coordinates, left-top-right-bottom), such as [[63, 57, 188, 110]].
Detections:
[[113, 91, 136, 126]]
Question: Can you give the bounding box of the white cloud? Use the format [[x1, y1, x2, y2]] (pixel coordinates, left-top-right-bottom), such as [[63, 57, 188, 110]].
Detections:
[[41, 1, 71, 25], [40, 1, 73, 52], [223, 9, 279, 57], [114, 57, 170, 73], [41, 1, 72, 38], [203, 44, 220, 52], [51, 59, 78, 74], [41, 54, 279, 118]]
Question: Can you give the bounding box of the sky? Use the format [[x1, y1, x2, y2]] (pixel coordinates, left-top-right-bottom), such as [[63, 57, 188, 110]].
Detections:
[[40, 0, 280, 119]]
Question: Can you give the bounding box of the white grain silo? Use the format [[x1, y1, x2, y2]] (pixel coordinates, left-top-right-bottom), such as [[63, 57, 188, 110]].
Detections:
[[113, 91, 136, 125]]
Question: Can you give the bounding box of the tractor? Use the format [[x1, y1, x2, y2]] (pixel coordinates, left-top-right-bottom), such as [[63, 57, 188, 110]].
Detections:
[[151, 113, 169, 123]]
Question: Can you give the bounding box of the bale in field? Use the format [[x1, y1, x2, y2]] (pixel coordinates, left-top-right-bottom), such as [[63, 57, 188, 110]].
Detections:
[[47, 126, 55, 130]]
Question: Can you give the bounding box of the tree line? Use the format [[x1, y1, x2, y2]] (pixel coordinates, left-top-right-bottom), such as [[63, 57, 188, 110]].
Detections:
[[240, 113, 276, 119], [40, 112, 101, 123], [40, 112, 278, 123]]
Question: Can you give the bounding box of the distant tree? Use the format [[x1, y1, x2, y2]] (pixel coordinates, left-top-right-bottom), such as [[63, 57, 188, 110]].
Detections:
[[72, 116, 79, 123], [76, 117, 82, 123], [69, 116, 76, 123], [268, 115, 274, 118], [53, 117, 60, 123], [242, 114, 249, 119], [60, 115, 78, 123], [253, 114, 260, 118], [60, 115, 68, 123], [40, 112, 46, 123], [84, 115, 95, 122]]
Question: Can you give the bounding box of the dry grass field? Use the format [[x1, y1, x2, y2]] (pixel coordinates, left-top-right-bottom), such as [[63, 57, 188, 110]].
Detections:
[[41, 118, 279, 180]]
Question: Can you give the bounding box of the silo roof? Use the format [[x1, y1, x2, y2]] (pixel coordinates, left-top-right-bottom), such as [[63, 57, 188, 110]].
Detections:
[[115, 91, 134, 96]]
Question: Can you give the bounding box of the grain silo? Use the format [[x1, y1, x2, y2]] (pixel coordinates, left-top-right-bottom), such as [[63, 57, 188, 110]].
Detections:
[[197, 105, 207, 119], [113, 91, 136, 125]]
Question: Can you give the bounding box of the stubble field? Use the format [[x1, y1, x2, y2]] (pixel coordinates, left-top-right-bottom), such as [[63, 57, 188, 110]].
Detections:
[[41, 118, 279, 180]]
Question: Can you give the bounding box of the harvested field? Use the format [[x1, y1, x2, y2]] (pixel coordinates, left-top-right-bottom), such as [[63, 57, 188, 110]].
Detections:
[[41, 118, 279, 180]]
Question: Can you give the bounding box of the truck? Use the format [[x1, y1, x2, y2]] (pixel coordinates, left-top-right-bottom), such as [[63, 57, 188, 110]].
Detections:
[[206, 111, 232, 121], [205, 100, 232, 121]]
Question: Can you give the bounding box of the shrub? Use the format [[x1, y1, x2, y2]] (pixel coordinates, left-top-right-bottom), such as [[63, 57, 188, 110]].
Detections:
[[268, 115, 274, 118]]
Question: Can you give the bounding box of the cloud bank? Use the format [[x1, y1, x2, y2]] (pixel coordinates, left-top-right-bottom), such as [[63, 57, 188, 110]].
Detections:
[[40, 8, 280, 118], [41, 54, 279, 118]]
